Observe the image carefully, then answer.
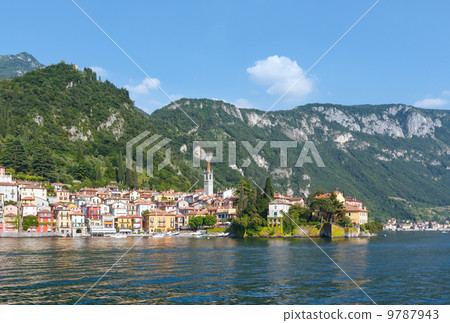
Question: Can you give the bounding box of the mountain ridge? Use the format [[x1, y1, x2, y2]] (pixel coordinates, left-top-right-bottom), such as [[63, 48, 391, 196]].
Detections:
[[148, 98, 450, 222], [0, 52, 45, 79]]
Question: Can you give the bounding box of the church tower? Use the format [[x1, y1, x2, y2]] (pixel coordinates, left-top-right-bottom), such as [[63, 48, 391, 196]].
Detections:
[[204, 160, 213, 196]]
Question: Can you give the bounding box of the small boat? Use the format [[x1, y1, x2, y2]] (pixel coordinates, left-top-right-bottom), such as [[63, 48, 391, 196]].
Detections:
[[152, 233, 165, 238]]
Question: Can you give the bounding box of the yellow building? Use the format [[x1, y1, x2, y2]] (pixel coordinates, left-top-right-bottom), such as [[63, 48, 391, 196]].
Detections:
[[54, 205, 71, 236], [143, 211, 176, 232], [345, 205, 369, 225], [115, 216, 132, 233]]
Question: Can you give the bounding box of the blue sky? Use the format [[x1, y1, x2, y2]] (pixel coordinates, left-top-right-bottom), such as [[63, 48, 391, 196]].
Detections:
[[2, 0, 450, 113]]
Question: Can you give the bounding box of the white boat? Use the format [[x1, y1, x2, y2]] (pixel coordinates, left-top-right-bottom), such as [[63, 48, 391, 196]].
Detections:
[[111, 233, 127, 239], [152, 233, 165, 238]]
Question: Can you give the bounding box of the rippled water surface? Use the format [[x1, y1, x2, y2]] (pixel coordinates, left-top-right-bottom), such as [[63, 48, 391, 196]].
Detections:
[[0, 232, 448, 304]]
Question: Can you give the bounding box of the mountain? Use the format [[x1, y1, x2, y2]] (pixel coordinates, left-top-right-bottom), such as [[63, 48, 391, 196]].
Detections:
[[0, 61, 448, 222], [0, 52, 45, 79], [148, 99, 450, 222], [0, 62, 194, 191]]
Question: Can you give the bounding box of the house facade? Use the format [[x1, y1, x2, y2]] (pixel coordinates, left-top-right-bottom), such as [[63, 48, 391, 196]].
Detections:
[[268, 199, 292, 228], [37, 211, 53, 233]]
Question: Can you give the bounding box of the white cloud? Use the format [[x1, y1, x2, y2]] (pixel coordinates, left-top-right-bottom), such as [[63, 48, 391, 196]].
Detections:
[[125, 77, 161, 95], [441, 90, 450, 97], [90, 66, 107, 78], [234, 98, 255, 109], [413, 98, 448, 108], [246, 55, 313, 99]]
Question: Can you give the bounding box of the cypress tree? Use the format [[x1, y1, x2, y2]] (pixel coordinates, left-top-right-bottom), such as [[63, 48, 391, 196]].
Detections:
[[264, 177, 274, 200], [117, 156, 125, 183]]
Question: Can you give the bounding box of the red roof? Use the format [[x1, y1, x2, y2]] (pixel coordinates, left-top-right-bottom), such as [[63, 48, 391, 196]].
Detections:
[[345, 205, 368, 213], [0, 182, 17, 186]]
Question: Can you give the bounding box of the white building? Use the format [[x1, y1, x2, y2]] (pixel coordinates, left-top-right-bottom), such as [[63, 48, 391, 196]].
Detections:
[[217, 188, 234, 199], [71, 212, 89, 237], [136, 203, 157, 217], [0, 182, 17, 202], [267, 199, 292, 228], [110, 202, 127, 218], [19, 184, 47, 201], [204, 161, 213, 197], [0, 167, 13, 183]]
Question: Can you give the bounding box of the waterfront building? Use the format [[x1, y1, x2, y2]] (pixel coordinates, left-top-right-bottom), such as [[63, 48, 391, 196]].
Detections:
[[115, 216, 132, 234], [36, 210, 53, 233], [129, 215, 143, 233], [71, 211, 88, 236], [142, 210, 177, 232], [54, 205, 71, 236], [3, 212, 19, 232], [0, 194, 4, 232], [345, 205, 369, 225], [267, 199, 292, 228]]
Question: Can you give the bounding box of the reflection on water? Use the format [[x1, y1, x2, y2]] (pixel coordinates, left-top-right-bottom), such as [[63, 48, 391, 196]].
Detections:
[[0, 232, 448, 304]]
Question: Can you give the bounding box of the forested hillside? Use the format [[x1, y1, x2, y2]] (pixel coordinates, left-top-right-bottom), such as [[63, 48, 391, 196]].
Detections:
[[149, 99, 450, 222], [0, 63, 194, 191]]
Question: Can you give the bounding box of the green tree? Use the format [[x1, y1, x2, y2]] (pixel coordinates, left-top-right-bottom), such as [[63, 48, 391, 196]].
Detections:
[[230, 216, 248, 236], [23, 216, 38, 231], [76, 145, 84, 163], [2, 137, 28, 172], [263, 177, 274, 200], [117, 156, 125, 183], [32, 146, 55, 178], [95, 165, 103, 185], [125, 168, 133, 188], [188, 216, 204, 230], [306, 189, 325, 207], [203, 214, 217, 227], [310, 197, 336, 223]]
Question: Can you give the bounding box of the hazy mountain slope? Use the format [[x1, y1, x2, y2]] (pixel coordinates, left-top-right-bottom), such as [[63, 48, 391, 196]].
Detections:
[[0, 52, 45, 79]]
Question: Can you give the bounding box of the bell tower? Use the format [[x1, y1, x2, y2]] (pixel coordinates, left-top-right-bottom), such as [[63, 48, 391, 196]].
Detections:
[[204, 160, 213, 196]]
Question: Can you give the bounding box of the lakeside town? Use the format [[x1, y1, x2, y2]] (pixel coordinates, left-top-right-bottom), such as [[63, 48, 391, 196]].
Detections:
[[0, 164, 448, 237]]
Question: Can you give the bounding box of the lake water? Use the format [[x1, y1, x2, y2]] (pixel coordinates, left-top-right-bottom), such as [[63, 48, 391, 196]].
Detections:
[[0, 232, 448, 304]]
